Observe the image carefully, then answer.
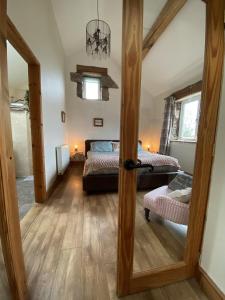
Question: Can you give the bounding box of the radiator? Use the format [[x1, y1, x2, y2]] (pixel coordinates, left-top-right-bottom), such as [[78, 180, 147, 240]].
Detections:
[[56, 145, 70, 175]]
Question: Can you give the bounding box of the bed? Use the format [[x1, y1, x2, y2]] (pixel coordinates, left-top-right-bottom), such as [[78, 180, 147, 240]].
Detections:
[[82, 140, 180, 194]]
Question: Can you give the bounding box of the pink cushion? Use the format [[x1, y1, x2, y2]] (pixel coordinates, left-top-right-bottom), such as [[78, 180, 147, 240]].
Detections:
[[144, 186, 189, 225]]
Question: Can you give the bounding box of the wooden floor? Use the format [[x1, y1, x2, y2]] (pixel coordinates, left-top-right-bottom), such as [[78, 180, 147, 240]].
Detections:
[[134, 192, 187, 272], [0, 165, 207, 299]]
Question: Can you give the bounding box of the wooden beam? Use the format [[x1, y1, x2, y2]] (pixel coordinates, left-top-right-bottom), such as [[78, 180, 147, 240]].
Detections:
[[7, 16, 38, 65], [185, 0, 224, 272], [117, 0, 143, 297], [142, 0, 187, 59], [171, 80, 202, 100], [0, 0, 28, 299], [76, 65, 108, 75]]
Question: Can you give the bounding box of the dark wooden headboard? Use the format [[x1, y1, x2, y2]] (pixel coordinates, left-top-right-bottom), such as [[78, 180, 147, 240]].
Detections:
[[84, 139, 142, 157]]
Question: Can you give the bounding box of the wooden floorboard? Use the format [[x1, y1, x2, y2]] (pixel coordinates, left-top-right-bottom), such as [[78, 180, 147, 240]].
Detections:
[[0, 165, 208, 299]]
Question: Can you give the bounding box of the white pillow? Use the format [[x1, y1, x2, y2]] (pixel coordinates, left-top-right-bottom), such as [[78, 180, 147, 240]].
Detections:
[[168, 187, 192, 203], [112, 142, 143, 152], [112, 142, 120, 152]]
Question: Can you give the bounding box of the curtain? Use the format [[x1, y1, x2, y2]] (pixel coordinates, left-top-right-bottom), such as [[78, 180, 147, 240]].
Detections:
[[159, 96, 176, 155], [171, 101, 182, 139]]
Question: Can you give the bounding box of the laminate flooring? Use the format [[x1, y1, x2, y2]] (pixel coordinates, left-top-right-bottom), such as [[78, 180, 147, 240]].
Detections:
[[0, 165, 207, 300]]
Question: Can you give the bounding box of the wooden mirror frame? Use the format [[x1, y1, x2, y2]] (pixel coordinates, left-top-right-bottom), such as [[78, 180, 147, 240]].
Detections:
[[117, 0, 224, 296]]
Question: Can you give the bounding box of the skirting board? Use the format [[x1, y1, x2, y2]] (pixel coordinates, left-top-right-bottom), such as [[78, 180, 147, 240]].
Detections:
[[46, 175, 61, 199], [197, 266, 225, 300], [46, 164, 71, 198]]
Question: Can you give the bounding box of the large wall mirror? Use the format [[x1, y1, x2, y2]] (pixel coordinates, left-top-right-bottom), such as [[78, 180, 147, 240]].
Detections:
[[117, 0, 224, 296], [133, 0, 206, 274]]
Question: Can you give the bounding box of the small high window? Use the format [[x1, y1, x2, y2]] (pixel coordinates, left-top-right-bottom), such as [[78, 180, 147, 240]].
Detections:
[[178, 93, 201, 141], [70, 65, 118, 101], [83, 76, 102, 100]]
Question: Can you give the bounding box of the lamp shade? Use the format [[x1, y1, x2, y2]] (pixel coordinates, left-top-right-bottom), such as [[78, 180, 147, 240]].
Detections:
[[86, 19, 111, 58]]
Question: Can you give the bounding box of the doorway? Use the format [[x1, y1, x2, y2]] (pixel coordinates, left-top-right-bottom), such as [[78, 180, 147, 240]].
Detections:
[[7, 17, 46, 204], [7, 41, 35, 219]]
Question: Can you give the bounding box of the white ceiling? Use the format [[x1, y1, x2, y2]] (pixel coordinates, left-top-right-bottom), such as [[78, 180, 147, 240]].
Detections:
[[143, 0, 167, 37], [51, 0, 206, 97], [142, 0, 205, 96], [51, 0, 167, 57], [51, 0, 122, 58], [7, 41, 28, 90]]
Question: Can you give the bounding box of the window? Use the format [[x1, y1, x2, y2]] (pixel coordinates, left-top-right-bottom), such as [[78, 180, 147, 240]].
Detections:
[[178, 93, 201, 141], [83, 76, 102, 100], [71, 64, 118, 101]]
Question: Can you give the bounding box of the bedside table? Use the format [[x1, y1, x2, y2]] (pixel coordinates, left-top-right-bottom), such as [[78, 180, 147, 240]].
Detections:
[[70, 152, 86, 166]]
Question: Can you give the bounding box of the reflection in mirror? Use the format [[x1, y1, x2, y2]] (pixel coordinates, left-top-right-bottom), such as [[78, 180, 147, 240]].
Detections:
[[7, 41, 35, 221], [133, 0, 206, 273], [0, 239, 10, 300]]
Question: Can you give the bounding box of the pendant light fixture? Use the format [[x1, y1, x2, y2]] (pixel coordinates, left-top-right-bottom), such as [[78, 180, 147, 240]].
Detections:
[[86, 0, 111, 58]]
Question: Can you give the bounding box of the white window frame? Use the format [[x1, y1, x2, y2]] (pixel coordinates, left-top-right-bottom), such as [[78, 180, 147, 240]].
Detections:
[[178, 92, 201, 142], [82, 76, 102, 101]]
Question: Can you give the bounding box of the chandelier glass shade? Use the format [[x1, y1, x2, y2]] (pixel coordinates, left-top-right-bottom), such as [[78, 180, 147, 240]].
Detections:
[[86, 19, 111, 58]]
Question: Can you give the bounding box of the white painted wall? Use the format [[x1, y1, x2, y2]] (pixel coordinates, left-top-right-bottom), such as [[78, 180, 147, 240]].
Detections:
[[144, 0, 205, 97], [65, 52, 121, 154], [200, 63, 225, 294], [7, 43, 32, 178], [8, 0, 66, 188], [7, 42, 28, 90], [139, 88, 162, 153], [65, 51, 155, 154], [10, 110, 33, 177], [170, 142, 196, 174], [9, 88, 32, 178]]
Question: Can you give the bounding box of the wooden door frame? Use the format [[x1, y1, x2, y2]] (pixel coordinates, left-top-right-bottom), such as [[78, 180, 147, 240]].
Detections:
[[117, 0, 143, 295], [6, 17, 46, 203], [0, 1, 27, 299], [0, 2, 47, 299], [117, 0, 224, 296]]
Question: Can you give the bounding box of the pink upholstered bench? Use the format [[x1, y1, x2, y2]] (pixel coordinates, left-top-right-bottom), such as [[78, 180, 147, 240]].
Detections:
[[143, 185, 189, 225]]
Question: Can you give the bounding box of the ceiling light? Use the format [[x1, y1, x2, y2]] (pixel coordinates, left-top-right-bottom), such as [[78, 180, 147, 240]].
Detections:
[[86, 0, 111, 58]]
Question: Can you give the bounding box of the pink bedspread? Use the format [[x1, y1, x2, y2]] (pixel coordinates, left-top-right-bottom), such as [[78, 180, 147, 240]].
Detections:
[[84, 151, 180, 175]]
